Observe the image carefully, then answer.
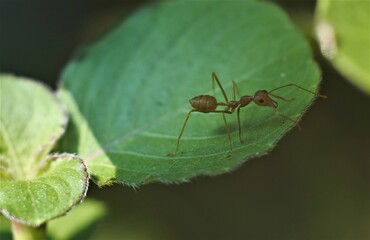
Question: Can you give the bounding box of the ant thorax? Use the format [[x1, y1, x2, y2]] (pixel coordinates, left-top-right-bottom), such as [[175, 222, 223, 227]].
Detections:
[[239, 96, 253, 107]]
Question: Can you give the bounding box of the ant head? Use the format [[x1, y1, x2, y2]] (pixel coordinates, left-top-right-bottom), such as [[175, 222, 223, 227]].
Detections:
[[253, 90, 277, 108]]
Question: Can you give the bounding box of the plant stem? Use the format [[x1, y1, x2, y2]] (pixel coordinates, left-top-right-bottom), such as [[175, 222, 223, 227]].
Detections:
[[11, 221, 46, 240]]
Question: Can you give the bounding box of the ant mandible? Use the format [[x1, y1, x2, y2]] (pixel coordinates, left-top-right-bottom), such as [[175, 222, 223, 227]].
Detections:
[[172, 72, 326, 156]]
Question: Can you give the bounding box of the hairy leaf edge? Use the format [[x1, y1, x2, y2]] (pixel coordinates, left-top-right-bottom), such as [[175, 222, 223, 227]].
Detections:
[[0, 153, 90, 227], [0, 73, 69, 173]]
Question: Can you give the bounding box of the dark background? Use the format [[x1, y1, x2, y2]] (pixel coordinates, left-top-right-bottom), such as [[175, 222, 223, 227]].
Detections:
[[1, 0, 369, 239]]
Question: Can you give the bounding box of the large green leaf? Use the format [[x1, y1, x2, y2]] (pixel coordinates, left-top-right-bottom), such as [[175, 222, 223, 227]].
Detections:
[[315, 0, 370, 94], [59, 1, 322, 187], [0, 75, 89, 226]]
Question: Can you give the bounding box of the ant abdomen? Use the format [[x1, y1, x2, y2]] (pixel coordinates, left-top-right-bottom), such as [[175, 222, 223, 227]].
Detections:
[[189, 95, 218, 111]]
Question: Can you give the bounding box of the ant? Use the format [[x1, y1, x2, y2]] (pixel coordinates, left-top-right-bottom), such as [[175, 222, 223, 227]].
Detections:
[[170, 72, 326, 156]]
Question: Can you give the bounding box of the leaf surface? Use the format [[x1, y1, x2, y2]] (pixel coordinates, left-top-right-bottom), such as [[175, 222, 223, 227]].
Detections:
[[0, 154, 89, 226], [0, 75, 89, 226], [60, 1, 321, 186], [0, 199, 104, 239], [0, 74, 67, 179], [48, 199, 105, 240]]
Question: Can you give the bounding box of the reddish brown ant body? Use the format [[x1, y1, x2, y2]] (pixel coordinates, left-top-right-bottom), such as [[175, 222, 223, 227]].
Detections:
[[172, 72, 326, 155]]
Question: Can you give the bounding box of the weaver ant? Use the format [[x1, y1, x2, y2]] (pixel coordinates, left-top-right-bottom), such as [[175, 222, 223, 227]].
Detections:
[[170, 72, 326, 156]]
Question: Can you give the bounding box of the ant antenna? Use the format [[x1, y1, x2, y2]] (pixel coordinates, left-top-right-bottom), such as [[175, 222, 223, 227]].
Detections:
[[269, 84, 327, 98], [268, 84, 326, 130], [268, 92, 293, 103]]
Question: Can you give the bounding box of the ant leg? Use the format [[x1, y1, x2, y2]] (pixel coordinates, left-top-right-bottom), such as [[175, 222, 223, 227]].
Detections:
[[221, 113, 233, 156], [201, 109, 233, 155], [275, 110, 302, 130], [176, 110, 195, 153], [212, 72, 229, 103], [232, 81, 239, 101], [171, 109, 233, 156], [236, 106, 244, 143]]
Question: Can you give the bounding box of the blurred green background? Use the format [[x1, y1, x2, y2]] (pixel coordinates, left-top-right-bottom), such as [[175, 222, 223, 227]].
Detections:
[[1, 0, 369, 239]]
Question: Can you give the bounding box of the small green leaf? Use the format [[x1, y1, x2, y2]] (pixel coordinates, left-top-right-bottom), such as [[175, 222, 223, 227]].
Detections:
[[315, 0, 370, 94], [0, 153, 89, 226], [0, 75, 89, 226], [60, 1, 322, 186], [0, 215, 12, 240], [0, 199, 104, 240], [0, 74, 67, 179]]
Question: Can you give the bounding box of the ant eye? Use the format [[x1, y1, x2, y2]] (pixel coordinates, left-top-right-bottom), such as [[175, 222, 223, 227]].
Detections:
[[259, 99, 264, 103]]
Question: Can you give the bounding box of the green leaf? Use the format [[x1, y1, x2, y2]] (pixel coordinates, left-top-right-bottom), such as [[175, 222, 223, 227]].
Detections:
[[59, 1, 322, 186], [0, 74, 67, 179], [0, 215, 12, 240], [48, 199, 105, 240], [0, 75, 89, 226], [315, 0, 370, 94], [0, 153, 89, 226], [0, 199, 105, 240]]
